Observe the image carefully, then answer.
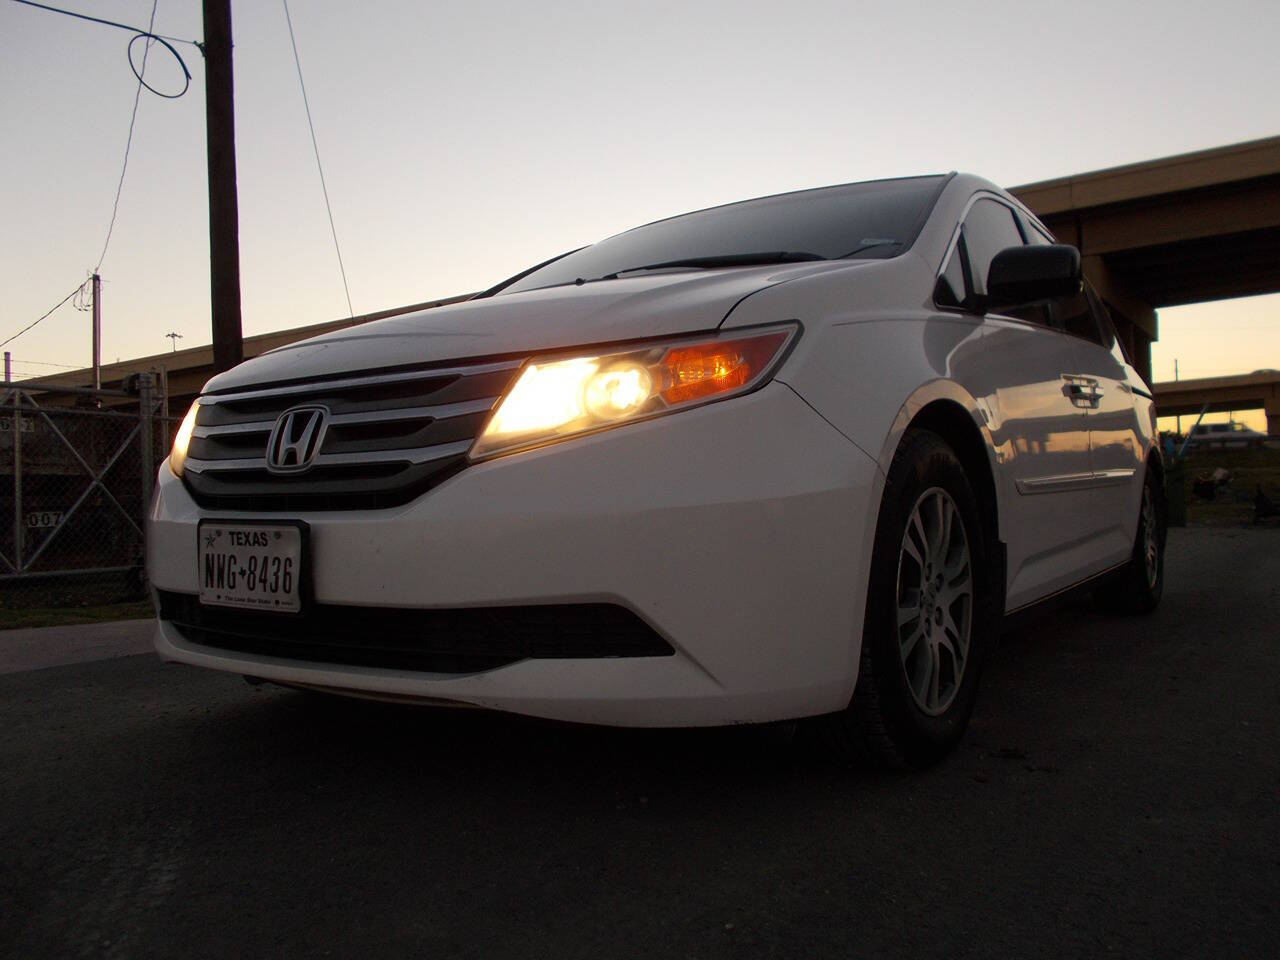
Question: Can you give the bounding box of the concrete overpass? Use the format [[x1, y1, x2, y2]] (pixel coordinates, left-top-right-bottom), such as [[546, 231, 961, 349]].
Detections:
[[1151, 370, 1280, 435], [1011, 135, 1280, 385]]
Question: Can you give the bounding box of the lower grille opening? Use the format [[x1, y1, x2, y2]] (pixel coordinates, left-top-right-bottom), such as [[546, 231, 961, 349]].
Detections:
[[157, 590, 674, 674]]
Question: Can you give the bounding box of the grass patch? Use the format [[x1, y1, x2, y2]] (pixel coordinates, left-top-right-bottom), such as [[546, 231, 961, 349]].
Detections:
[[1179, 445, 1280, 527], [1, 601, 154, 631]]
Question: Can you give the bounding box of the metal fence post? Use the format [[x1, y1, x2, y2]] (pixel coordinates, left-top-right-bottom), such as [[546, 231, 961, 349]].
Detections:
[[13, 391, 23, 573], [138, 374, 156, 594], [158, 368, 171, 453], [139, 374, 156, 517]]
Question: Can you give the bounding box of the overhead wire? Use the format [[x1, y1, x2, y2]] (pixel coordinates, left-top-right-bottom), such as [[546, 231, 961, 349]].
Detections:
[[1, 283, 87, 350], [72, 281, 93, 311], [9, 358, 81, 369], [8, 0, 200, 50], [94, 0, 160, 273], [9, 0, 196, 96], [5, 0, 197, 356], [282, 0, 355, 319]]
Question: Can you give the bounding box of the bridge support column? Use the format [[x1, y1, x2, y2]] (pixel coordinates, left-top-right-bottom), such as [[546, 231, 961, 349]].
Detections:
[[1082, 256, 1156, 387], [1267, 397, 1280, 438], [1131, 329, 1153, 387]]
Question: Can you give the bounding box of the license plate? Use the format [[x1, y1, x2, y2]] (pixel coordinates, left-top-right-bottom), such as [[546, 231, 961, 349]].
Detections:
[[198, 521, 304, 613]]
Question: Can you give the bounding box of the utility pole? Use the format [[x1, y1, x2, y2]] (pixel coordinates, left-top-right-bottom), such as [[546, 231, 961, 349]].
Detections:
[[165, 332, 184, 352], [91, 272, 102, 390], [1175, 359, 1180, 435], [202, 0, 244, 373], [3, 351, 10, 382]]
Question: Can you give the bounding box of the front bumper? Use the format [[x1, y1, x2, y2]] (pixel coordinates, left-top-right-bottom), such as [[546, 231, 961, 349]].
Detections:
[[147, 382, 881, 726]]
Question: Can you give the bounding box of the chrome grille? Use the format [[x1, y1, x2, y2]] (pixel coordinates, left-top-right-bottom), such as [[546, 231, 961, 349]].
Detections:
[[181, 360, 521, 510]]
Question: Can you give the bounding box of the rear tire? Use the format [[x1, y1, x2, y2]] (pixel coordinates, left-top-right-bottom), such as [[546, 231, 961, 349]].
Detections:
[[823, 428, 995, 769], [1095, 467, 1165, 615]]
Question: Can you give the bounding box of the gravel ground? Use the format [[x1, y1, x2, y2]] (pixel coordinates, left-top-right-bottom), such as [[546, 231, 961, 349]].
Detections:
[[1, 526, 1277, 959]]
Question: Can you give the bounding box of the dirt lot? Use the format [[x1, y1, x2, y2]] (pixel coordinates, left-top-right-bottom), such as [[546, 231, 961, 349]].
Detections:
[[1180, 444, 1280, 526]]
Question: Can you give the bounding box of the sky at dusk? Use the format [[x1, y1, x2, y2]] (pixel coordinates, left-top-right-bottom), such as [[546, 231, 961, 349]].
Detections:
[[2, 0, 1278, 427]]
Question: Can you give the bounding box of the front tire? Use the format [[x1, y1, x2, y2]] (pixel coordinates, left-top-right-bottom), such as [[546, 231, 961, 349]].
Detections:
[[825, 428, 994, 769]]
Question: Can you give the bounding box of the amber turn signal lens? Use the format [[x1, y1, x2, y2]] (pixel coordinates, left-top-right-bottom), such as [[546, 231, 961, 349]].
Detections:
[[660, 332, 789, 404]]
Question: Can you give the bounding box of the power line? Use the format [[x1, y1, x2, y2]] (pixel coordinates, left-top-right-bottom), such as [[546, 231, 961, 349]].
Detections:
[[8, 0, 196, 97], [0, 283, 85, 350], [9, 358, 80, 369], [282, 0, 354, 319], [95, 0, 159, 273], [9, 0, 200, 49]]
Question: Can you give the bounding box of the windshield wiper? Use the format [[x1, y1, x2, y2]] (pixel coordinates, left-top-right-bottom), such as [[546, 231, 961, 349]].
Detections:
[[837, 240, 903, 258], [594, 251, 828, 282]]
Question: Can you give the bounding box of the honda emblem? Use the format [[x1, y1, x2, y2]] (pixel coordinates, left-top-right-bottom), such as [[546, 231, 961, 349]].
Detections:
[[266, 405, 330, 474]]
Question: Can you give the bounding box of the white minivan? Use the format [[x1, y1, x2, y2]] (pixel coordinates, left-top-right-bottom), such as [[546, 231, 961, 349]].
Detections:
[[149, 173, 1165, 767]]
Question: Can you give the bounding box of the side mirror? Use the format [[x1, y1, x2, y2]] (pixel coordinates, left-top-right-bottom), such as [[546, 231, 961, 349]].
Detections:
[[985, 244, 1081, 308]]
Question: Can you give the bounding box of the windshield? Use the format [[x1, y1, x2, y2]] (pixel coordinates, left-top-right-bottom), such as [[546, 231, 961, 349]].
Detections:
[[493, 175, 947, 296]]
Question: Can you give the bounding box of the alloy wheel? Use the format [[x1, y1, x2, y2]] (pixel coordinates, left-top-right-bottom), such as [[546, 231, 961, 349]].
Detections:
[[895, 487, 973, 716]]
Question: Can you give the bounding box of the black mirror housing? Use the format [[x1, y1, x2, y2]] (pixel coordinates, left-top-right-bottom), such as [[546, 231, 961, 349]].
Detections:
[[985, 244, 1081, 308]]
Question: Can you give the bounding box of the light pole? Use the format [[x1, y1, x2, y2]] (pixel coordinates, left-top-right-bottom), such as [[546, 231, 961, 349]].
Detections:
[[1175, 359, 1181, 436]]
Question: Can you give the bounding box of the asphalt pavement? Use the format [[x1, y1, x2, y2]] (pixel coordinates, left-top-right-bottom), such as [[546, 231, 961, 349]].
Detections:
[[0, 618, 153, 676], [1, 527, 1277, 959]]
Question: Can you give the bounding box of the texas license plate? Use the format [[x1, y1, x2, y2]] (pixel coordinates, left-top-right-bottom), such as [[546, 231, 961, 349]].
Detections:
[[198, 521, 304, 613]]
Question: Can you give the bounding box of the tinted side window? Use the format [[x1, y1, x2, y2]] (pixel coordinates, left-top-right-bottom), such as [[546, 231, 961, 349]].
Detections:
[[1019, 214, 1055, 245], [1083, 284, 1116, 351], [963, 199, 1024, 297], [1048, 287, 1105, 346]]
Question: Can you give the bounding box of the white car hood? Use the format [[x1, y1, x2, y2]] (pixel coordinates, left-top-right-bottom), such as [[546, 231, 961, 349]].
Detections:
[[202, 262, 852, 393]]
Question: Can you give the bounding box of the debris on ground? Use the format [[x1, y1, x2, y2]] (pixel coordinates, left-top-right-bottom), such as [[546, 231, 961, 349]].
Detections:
[[1255, 485, 1279, 523], [1193, 476, 1217, 500], [1193, 467, 1235, 501]]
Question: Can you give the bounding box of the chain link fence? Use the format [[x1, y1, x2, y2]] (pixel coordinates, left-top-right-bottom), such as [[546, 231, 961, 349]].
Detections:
[[1, 376, 176, 616]]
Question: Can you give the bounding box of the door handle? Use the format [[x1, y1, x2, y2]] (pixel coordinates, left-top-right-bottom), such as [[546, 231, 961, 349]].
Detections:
[[1063, 375, 1102, 408]]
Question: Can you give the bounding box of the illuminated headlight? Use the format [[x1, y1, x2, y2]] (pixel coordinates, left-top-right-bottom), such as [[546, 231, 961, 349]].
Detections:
[[169, 401, 199, 477], [470, 324, 798, 461]]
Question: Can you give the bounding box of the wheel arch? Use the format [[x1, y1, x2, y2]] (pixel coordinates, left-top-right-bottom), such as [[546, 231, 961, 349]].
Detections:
[[875, 384, 1006, 612], [912, 401, 1000, 538]]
